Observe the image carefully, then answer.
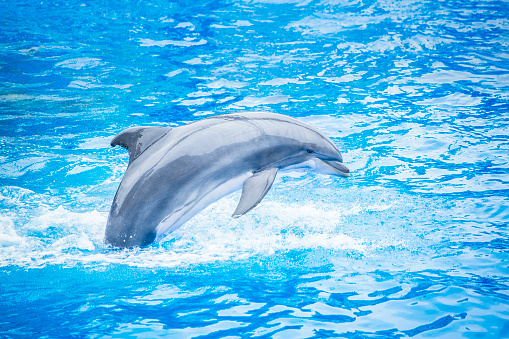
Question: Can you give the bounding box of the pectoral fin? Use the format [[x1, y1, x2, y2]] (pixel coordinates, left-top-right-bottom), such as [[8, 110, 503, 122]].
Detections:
[[232, 168, 278, 218]]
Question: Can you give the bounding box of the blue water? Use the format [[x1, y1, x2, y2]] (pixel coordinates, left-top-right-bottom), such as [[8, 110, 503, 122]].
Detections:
[[1, 0, 509, 337]]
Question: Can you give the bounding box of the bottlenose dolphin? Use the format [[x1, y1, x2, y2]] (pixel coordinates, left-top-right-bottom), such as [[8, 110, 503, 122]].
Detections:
[[105, 112, 349, 247]]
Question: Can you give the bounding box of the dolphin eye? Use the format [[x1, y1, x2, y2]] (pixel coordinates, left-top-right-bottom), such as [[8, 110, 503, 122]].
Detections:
[[306, 149, 313, 154]]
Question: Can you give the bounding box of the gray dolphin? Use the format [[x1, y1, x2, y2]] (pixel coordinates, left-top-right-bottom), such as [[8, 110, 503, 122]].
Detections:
[[105, 112, 349, 247]]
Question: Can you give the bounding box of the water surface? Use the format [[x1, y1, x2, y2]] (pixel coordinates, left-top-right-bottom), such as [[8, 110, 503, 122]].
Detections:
[[1, 0, 508, 337]]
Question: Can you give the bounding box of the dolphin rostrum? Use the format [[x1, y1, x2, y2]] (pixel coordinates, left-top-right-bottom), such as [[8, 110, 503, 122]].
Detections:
[[105, 112, 349, 247]]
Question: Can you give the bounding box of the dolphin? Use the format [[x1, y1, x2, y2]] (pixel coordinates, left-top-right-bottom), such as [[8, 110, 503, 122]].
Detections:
[[105, 112, 349, 247]]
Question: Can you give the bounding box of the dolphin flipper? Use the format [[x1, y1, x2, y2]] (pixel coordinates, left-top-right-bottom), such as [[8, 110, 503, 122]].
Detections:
[[111, 126, 171, 164], [232, 168, 278, 218]]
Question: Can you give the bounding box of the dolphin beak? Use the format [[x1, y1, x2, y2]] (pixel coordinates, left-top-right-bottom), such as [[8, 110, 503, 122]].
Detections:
[[320, 160, 350, 177]]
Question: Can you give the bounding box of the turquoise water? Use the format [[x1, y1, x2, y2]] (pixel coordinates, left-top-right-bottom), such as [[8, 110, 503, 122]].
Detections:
[[1, 0, 509, 337]]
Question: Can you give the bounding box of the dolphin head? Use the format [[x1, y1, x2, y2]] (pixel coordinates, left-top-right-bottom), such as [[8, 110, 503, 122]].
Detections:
[[302, 141, 350, 178], [274, 122, 350, 178]]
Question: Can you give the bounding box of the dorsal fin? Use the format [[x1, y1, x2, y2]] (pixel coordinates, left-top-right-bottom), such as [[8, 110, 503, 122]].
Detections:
[[111, 126, 171, 164]]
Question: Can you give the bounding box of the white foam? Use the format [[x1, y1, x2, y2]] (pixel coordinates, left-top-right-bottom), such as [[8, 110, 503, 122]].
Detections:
[[0, 215, 23, 246], [0, 205, 108, 267], [0, 189, 415, 269], [30, 206, 106, 235], [52, 233, 96, 251], [168, 198, 366, 254]]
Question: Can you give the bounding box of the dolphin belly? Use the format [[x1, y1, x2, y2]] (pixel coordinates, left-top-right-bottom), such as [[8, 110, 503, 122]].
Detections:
[[155, 171, 252, 237]]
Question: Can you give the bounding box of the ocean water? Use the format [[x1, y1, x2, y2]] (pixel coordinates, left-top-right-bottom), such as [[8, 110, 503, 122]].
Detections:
[[1, 0, 508, 337]]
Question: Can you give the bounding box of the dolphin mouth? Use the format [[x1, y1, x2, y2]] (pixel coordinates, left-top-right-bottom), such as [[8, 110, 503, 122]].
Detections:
[[320, 160, 350, 177]]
